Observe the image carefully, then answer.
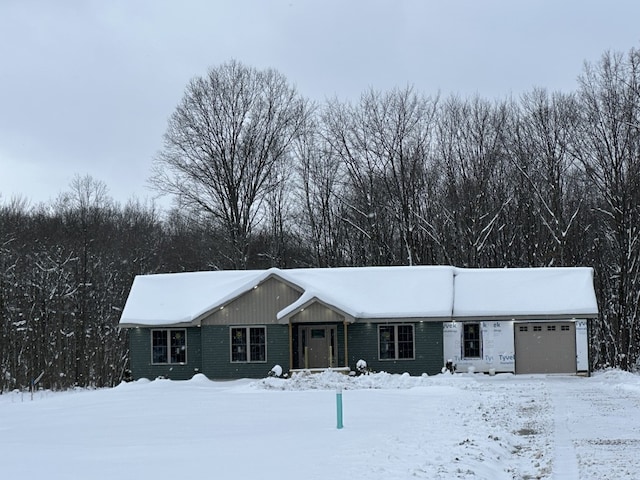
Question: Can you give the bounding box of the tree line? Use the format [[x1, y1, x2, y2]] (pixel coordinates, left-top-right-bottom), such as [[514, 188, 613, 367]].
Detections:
[[1, 47, 639, 391]]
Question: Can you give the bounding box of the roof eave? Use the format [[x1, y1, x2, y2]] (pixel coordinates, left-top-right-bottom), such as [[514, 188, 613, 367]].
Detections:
[[118, 319, 200, 329], [353, 315, 452, 323], [452, 312, 599, 322]]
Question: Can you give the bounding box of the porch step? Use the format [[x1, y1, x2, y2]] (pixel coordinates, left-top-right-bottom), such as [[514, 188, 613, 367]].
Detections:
[[289, 367, 351, 375]]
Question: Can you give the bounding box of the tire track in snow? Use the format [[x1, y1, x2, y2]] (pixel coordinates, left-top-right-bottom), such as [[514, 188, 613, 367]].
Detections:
[[548, 378, 580, 480]]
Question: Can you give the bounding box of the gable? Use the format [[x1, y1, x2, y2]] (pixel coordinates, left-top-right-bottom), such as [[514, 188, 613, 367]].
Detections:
[[201, 276, 303, 326], [284, 298, 348, 324]]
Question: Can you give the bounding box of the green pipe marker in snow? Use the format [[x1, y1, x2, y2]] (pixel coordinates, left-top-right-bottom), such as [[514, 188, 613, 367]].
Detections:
[[336, 387, 344, 429]]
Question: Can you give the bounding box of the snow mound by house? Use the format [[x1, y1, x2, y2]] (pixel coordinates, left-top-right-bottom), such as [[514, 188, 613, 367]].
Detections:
[[253, 369, 477, 390]]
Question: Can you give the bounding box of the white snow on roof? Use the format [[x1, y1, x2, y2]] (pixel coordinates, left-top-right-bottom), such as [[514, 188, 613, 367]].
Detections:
[[119, 266, 455, 326], [119, 269, 268, 326], [276, 265, 454, 320], [119, 265, 598, 327], [453, 267, 599, 318]]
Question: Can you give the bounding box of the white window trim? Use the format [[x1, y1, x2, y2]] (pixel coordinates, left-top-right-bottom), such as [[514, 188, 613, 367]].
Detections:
[[229, 325, 268, 363], [377, 324, 415, 361], [150, 328, 188, 365]]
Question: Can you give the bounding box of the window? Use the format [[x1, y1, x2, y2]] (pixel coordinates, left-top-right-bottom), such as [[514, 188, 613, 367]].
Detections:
[[152, 329, 186, 364], [561, 325, 570, 331], [533, 325, 542, 332], [379, 324, 414, 360], [519, 326, 528, 332], [231, 326, 266, 362], [547, 325, 556, 331], [463, 323, 481, 358], [311, 328, 325, 339]]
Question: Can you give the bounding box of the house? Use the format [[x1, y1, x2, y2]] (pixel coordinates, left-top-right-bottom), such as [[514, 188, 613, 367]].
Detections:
[[118, 266, 598, 380]]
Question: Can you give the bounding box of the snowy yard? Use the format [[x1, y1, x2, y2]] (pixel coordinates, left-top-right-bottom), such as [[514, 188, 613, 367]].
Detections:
[[1, 370, 639, 479]]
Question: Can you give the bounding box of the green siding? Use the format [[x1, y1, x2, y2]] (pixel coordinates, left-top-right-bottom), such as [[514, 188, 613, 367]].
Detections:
[[129, 327, 202, 380], [128, 320, 443, 380], [201, 324, 290, 379], [347, 322, 443, 375]]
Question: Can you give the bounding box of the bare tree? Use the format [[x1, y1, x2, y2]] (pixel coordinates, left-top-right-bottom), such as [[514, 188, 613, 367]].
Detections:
[[508, 88, 585, 266], [0, 178, 170, 391], [291, 111, 346, 267], [54, 175, 113, 385], [434, 96, 513, 267], [363, 87, 438, 266], [576, 48, 640, 370], [322, 87, 437, 265], [150, 60, 308, 268]]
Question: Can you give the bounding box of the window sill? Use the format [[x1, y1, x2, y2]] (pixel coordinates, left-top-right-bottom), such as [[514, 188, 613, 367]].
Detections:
[[378, 358, 415, 361]]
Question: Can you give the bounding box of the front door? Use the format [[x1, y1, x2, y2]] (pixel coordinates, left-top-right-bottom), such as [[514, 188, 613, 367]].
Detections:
[[299, 325, 337, 368]]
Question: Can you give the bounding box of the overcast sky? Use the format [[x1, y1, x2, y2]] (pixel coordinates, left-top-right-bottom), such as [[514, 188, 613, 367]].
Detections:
[[1, 0, 639, 207]]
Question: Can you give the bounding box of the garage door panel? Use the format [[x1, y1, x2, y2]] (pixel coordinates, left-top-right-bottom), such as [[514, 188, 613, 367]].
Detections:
[[515, 322, 576, 374]]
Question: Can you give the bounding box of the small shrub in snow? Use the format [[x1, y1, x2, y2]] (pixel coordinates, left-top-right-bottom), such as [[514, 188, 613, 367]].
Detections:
[[441, 359, 457, 374], [355, 359, 372, 376], [191, 373, 210, 384]]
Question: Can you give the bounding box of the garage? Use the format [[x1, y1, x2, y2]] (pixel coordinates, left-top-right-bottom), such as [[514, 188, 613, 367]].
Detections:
[[514, 322, 576, 374]]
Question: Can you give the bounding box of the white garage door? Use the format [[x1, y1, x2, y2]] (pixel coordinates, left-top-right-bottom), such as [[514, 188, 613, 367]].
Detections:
[[514, 322, 576, 374]]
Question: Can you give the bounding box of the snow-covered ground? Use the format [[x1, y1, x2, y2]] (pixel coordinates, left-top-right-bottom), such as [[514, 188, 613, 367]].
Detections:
[[1, 370, 639, 479]]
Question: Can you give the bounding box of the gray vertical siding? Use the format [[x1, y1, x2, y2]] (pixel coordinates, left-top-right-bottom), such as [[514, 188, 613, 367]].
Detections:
[[201, 276, 301, 325], [290, 302, 345, 324], [129, 327, 202, 380], [347, 321, 443, 375]]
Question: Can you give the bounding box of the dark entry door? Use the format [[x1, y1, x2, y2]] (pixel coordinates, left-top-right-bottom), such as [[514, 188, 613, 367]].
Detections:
[[299, 325, 336, 368]]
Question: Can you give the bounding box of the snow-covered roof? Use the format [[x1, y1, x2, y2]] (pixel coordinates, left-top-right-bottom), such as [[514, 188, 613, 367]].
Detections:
[[118, 265, 598, 327], [275, 266, 454, 321], [119, 266, 454, 327], [453, 267, 599, 319], [119, 269, 272, 326]]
